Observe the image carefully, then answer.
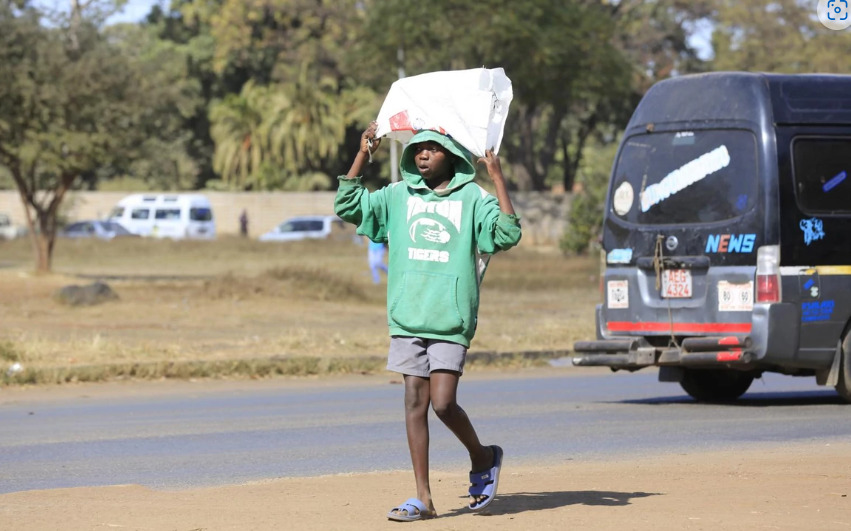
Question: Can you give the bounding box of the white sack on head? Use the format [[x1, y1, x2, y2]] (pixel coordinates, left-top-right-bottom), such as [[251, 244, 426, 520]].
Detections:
[[374, 67, 513, 158]]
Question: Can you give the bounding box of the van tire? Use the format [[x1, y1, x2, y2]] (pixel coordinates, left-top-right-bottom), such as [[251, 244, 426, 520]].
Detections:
[[835, 334, 851, 403], [680, 369, 754, 402]]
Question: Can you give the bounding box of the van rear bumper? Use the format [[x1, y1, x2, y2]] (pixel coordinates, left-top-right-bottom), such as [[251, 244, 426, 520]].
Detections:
[[571, 303, 799, 369]]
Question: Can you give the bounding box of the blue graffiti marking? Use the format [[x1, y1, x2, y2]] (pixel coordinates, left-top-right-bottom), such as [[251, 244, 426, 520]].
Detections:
[[823, 170, 847, 192], [802, 300, 834, 322], [735, 194, 748, 211], [799, 218, 825, 246], [803, 279, 814, 290]]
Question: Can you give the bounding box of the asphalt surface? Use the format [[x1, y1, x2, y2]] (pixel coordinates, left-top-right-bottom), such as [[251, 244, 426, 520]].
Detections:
[[1, 367, 849, 494]]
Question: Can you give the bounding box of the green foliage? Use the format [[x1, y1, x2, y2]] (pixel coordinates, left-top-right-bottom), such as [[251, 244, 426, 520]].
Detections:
[[209, 81, 270, 189], [103, 23, 204, 189], [196, 0, 363, 83], [610, 0, 714, 88], [209, 66, 376, 190], [0, 165, 11, 190], [710, 0, 851, 73], [354, 0, 647, 191], [97, 0, 714, 194], [191, 1, 381, 190], [264, 67, 346, 176], [560, 141, 619, 255], [0, 4, 139, 269], [6, 0, 839, 213]]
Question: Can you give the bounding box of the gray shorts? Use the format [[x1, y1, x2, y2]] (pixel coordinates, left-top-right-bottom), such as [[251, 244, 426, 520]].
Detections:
[[386, 336, 467, 377]]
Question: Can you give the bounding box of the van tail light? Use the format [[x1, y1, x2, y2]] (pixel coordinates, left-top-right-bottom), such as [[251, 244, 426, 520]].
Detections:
[[755, 245, 781, 303]]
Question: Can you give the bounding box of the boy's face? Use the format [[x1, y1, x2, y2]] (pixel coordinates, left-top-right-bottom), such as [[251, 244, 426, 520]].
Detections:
[[412, 141, 452, 181]]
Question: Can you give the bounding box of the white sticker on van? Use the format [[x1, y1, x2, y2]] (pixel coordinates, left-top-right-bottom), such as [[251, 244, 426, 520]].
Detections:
[[613, 182, 634, 215], [640, 145, 731, 212], [717, 281, 753, 312], [607, 248, 633, 264], [607, 280, 629, 309]]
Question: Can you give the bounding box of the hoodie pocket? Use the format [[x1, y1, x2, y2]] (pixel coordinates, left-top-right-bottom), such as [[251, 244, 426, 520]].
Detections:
[[390, 271, 464, 334]]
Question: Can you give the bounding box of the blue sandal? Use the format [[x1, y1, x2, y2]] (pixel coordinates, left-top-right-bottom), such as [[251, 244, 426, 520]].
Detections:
[[468, 445, 503, 511], [387, 497, 434, 522]]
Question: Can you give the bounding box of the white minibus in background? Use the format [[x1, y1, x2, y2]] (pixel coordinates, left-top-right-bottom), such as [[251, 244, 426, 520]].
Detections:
[[108, 194, 216, 240]]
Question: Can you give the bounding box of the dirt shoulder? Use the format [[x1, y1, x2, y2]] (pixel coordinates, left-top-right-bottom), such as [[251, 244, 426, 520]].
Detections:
[[1, 441, 849, 531]]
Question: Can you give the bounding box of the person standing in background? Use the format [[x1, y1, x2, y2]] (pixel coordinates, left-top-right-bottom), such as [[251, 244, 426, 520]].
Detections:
[[239, 209, 249, 237], [368, 238, 388, 284]]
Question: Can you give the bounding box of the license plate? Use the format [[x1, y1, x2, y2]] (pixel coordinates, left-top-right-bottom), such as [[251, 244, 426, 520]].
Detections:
[[661, 269, 692, 298], [718, 281, 753, 311]]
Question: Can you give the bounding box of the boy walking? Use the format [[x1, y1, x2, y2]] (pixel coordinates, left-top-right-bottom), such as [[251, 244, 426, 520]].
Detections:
[[335, 121, 521, 520]]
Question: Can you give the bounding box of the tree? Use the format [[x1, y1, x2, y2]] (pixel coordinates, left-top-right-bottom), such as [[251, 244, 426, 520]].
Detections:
[[607, 0, 715, 89], [196, 0, 361, 84], [354, 0, 636, 191], [208, 66, 371, 190], [560, 140, 619, 254], [180, 0, 379, 189], [0, 1, 146, 272], [90, 21, 205, 191], [710, 0, 851, 73], [265, 66, 345, 179], [141, 1, 237, 189], [209, 81, 272, 189]]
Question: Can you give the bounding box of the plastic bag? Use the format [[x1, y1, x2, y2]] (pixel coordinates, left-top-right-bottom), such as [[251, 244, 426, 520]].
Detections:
[[374, 67, 513, 157]]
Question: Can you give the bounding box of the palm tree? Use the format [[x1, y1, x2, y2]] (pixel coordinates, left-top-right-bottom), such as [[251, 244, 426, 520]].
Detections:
[[211, 65, 378, 190], [210, 81, 273, 189], [266, 64, 345, 176]]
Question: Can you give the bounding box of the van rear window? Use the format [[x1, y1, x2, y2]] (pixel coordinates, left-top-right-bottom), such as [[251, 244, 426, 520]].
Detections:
[[610, 130, 757, 225], [793, 137, 851, 213]]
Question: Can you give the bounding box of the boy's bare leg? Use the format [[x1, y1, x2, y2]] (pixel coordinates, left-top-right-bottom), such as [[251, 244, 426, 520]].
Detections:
[[399, 375, 436, 516], [429, 370, 496, 503]]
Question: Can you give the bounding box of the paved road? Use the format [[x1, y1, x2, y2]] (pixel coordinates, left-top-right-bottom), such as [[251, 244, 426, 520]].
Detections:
[[1, 367, 849, 494]]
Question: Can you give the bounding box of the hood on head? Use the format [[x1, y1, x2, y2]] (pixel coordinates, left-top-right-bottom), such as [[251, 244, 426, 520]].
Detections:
[[399, 130, 476, 191]]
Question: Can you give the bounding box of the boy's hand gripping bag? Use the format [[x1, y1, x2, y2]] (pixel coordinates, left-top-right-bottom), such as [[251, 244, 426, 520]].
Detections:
[[374, 68, 513, 158]]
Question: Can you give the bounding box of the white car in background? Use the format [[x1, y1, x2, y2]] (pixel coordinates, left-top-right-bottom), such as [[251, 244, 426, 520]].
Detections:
[[0, 213, 25, 240], [258, 215, 345, 242], [60, 220, 138, 240]]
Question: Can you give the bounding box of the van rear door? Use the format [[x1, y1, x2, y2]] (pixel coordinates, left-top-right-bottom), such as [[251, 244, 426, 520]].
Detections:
[[600, 127, 763, 342]]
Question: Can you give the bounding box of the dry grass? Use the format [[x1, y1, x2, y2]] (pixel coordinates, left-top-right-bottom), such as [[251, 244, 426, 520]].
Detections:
[[0, 235, 599, 384]]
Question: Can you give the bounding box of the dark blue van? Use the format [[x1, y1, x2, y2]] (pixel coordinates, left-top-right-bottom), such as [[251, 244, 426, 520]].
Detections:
[[572, 71, 851, 402]]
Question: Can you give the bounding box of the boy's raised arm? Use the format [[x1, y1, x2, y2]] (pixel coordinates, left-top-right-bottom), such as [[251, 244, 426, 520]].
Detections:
[[346, 121, 381, 179], [478, 150, 515, 216]]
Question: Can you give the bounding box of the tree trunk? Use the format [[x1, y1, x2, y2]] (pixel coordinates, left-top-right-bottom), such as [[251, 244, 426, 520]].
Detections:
[[33, 231, 52, 274], [9, 165, 72, 274]]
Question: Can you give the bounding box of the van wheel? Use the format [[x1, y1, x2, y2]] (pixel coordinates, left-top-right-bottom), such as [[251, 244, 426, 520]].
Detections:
[[834, 334, 851, 403], [680, 369, 754, 402]]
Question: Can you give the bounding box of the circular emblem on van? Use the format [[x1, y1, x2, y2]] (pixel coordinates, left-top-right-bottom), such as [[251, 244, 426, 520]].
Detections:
[[665, 235, 678, 252], [613, 182, 634, 216]]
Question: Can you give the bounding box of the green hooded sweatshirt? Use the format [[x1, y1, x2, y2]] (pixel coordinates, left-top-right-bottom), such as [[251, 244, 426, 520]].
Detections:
[[335, 130, 522, 347]]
